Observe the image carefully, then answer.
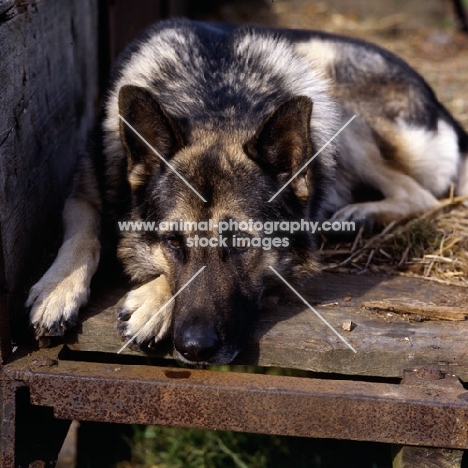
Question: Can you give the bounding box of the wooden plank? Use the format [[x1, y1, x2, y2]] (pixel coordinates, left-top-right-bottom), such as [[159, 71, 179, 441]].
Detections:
[[0, 0, 98, 322], [66, 273, 468, 381]]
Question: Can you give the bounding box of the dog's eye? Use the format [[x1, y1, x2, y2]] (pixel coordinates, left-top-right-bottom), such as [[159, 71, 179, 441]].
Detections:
[[229, 233, 252, 253], [231, 244, 250, 253], [167, 236, 182, 249]]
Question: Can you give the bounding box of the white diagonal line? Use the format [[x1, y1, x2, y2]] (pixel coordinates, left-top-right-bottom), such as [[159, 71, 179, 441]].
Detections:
[[117, 266, 206, 354], [268, 115, 356, 202], [269, 266, 357, 353], [119, 114, 207, 203]]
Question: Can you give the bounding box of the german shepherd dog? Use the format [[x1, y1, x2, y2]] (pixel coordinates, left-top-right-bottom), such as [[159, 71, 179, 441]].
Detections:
[[27, 19, 468, 364]]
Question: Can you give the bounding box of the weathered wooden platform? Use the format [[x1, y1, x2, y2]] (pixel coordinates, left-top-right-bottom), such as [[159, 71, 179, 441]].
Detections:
[[66, 273, 468, 381]]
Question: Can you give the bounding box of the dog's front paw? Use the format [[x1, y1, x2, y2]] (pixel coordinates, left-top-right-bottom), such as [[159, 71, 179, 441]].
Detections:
[[27, 272, 90, 338], [26, 232, 100, 339], [331, 202, 373, 222], [117, 275, 173, 348]]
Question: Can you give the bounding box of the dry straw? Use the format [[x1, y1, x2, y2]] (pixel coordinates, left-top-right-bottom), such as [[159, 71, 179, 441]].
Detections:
[[320, 195, 468, 287]]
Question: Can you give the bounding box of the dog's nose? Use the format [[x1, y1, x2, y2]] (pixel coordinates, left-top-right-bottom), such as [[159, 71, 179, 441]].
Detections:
[[177, 327, 219, 362]]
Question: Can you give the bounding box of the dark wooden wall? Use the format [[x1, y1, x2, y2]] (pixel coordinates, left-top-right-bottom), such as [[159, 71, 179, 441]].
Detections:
[[0, 0, 196, 355], [0, 0, 100, 351]]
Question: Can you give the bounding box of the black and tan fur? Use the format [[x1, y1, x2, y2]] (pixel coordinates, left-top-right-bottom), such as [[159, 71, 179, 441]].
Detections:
[[27, 19, 468, 364]]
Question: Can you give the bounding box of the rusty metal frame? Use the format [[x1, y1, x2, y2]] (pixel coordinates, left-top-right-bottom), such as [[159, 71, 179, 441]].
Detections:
[[1, 346, 468, 466]]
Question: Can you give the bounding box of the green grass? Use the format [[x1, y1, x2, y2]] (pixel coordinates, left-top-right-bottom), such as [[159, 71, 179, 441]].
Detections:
[[117, 425, 393, 468]]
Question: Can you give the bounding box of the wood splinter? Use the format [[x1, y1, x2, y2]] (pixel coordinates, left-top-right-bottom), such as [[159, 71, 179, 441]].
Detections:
[[361, 299, 467, 321]]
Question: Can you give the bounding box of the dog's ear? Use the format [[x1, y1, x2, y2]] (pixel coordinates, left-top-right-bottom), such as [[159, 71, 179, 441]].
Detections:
[[118, 85, 184, 189], [244, 96, 313, 200]]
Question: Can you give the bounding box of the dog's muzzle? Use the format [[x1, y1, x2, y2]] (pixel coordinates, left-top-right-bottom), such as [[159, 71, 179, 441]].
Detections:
[[174, 325, 220, 363]]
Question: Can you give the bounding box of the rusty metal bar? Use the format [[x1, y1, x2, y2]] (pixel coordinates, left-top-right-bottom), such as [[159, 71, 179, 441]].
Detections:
[[391, 366, 466, 468], [3, 348, 468, 450], [0, 378, 19, 467]]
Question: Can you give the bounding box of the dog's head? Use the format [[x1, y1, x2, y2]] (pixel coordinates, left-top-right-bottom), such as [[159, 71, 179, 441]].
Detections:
[[116, 85, 333, 364]]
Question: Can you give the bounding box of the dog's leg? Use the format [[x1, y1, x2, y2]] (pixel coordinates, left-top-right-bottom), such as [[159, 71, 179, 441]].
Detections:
[[331, 170, 439, 225], [27, 157, 101, 337], [330, 120, 443, 225], [117, 274, 173, 347]]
